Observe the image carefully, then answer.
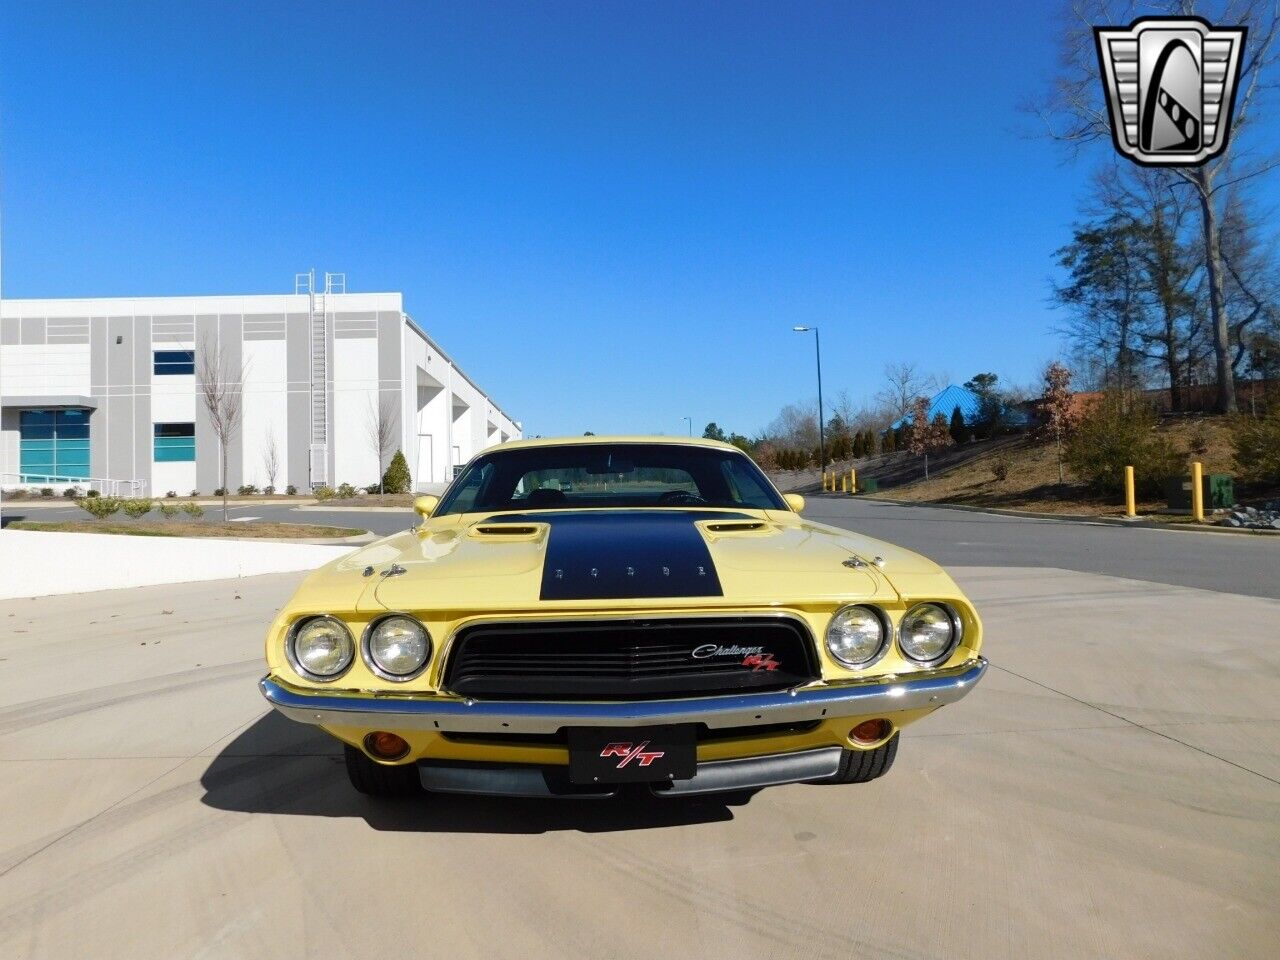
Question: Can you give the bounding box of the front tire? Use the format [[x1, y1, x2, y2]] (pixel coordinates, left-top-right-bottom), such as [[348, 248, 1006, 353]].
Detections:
[[344, 744, 423, 797], [820, 733, 899, 784]]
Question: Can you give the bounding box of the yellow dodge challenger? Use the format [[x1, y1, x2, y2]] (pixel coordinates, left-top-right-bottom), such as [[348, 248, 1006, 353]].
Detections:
[[260, 436, 986, 798]]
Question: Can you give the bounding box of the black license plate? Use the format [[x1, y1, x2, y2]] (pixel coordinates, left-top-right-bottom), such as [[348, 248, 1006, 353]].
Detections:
[[567, 724, 697, 784]]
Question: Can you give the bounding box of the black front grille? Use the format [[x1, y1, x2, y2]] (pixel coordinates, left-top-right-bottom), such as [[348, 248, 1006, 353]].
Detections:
[[443, 616, 819, 700]]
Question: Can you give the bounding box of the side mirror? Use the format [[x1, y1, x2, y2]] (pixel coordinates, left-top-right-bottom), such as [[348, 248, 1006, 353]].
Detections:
[[784, 493, 805, 513], [413, 495, 439, 518]]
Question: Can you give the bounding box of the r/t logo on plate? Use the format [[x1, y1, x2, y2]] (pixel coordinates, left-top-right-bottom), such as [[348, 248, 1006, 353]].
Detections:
[[1094, 16, 1245, 166]]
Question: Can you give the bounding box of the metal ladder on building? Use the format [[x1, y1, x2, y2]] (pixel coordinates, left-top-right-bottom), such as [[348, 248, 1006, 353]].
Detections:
[[294, 269, 345, 488]]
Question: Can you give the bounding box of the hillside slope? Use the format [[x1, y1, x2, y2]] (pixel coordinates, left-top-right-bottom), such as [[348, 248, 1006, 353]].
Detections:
[[867, 417, 1239, 516]]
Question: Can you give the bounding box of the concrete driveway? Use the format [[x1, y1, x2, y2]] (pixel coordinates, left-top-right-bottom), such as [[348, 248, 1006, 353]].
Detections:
[[1, 516, 1277, 958]]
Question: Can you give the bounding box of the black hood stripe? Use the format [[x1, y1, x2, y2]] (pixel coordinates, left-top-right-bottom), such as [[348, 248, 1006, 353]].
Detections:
[[481, 510, 748, 600]]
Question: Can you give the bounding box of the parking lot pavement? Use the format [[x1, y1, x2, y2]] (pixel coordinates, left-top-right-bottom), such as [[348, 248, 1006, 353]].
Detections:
[[0, 565, 1276, 959]]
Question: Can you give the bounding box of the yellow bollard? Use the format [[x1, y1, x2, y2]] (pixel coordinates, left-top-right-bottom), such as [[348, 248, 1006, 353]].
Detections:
[[850, 468, 857, 494], [841, 474, 849, 493], [1191, 460, 1204, 522], [1124, 465, 1136, 518]]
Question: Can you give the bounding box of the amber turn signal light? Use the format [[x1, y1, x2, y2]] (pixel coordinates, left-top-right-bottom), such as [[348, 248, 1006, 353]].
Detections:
[[364, 731, 411, 760], [849, 719, 892, 745]]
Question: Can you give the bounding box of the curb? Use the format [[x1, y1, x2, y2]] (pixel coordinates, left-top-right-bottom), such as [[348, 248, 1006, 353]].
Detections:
[[832, 495, 1280, 537], [294, 505, 412, 514]]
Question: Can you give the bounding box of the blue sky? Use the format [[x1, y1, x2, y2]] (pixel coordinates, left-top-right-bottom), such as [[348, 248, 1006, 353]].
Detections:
[[1, 2, 1269, 437]]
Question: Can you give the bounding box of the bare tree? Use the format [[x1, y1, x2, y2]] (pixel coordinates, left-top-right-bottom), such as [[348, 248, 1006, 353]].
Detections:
[[262, 426, 280, 493], [875, 362, 942, 422], [1036, 0, 1280, 413], [366, 394, 398, 499], [197, 334, 245, 521]]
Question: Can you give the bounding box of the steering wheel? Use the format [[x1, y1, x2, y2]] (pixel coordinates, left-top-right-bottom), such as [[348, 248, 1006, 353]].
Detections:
[[658, 490, 707, 505]]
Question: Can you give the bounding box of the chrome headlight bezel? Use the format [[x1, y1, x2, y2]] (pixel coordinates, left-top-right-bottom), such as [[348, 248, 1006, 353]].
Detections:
[[362, 614, 432, 681], [824, 604, 891, 668], [898, 602, 962, 665], [286, 615, 356, 681]]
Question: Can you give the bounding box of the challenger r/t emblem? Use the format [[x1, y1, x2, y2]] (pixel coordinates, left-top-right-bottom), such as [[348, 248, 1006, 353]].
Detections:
[[1094, 17, 1245, 166]]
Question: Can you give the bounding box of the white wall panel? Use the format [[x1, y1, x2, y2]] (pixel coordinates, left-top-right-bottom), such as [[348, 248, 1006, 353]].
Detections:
[[152, 461, 196, 496], [239, 339, 289, 489], [0, 344, 91, 395], [332, 338, 379, 487], [151, 374, 196, 424]]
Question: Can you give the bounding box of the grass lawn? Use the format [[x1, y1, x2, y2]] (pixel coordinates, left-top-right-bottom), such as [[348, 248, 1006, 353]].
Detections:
[[9, 520, 366, 539], [868, 417, 1246, 518]]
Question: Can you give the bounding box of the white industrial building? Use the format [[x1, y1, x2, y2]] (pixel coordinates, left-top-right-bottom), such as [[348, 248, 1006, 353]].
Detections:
[[0, 273, 520, 496]]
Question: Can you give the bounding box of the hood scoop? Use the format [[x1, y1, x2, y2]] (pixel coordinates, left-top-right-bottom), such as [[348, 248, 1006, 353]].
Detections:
[[704, 520, 767, 533], [473, 524, 541, 537]]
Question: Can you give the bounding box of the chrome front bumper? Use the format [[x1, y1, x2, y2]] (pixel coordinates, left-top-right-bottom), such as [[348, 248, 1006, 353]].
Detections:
[[418, 747, 846, 798], [259, 657, 987, 735]]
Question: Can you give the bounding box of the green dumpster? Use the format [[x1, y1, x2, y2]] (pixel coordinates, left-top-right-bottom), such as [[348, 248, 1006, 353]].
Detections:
[[1164, 473, 1234, 511], [859, 477, 879, 494]]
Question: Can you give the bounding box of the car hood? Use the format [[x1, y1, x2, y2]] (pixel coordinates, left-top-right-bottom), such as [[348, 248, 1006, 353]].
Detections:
[[334, 509, 957, 614]]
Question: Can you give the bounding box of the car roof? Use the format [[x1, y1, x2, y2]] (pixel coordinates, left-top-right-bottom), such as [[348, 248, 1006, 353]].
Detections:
[[491, 435, 741, 453]]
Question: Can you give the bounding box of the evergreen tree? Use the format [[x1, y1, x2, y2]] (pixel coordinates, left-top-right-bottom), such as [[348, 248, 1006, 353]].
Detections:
[[949, 405, 967, 444], [702, 422, 728, 442], [381, 450, 412, 494]]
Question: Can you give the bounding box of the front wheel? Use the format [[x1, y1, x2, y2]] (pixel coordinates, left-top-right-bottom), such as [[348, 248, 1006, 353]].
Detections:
[[344, 744, 422, 797], [819, 733, 899, 784]]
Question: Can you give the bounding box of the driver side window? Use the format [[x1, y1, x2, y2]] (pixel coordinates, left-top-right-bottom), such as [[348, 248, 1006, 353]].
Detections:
[[445, 462, 492, 514]]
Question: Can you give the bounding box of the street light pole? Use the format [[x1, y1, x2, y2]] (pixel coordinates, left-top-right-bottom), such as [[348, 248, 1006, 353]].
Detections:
[[681, 416, 692, 437], [793, 326, 825, 474]]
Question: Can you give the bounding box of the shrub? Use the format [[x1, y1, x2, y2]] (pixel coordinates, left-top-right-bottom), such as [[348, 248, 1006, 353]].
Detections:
[[159, 502, 181, 518], [285, 484, 298, 496], [382, 450, 412, 494], [166, 490, 177, 499], [336, 482, 357, 499], [991, 456, 1011, 482], [314, 485, 335, 501], [121, 498, 154, 518], [237, 484, 259, 496], [1065, 392, 1180, 496], [181, 501, 205, 518], [77, 496, 122, 519], [40, 488, 55, 498], [190, 489, 200, 497], [263, 485, 276, 495], [86, 489, 100, 498], [63, 487, 81, 498], [364, 483, 382, 495], [213, 487, 227, 497], [1230, 408, 1280, 485]]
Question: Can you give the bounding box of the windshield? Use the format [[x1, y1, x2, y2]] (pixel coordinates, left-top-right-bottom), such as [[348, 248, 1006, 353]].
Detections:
[[435, 443, 787, 515]]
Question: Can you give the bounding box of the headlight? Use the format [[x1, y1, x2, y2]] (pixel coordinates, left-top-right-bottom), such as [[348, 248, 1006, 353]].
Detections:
[[825, 605, 888, 667], [899, 603, 960, 663], [364, 615, 431, 680], [288, 616, 355, 680]]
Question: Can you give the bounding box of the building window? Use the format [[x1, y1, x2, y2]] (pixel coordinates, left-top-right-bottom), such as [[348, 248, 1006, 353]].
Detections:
[[154, 422, 196, 462], [19, 409, 90, 482], [154, 350, 195, 376]]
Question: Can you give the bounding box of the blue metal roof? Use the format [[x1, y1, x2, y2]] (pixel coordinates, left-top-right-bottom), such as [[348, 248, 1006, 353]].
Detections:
[[889, 384, 981, 430], [888, 383, 1030, 431]]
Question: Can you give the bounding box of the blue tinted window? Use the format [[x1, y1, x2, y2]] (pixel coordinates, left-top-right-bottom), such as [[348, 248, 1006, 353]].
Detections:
[[154, 422, 196, 462], [18, 409, 92, 481], [154, 350, 195, 375]]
